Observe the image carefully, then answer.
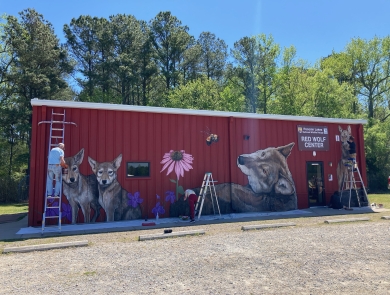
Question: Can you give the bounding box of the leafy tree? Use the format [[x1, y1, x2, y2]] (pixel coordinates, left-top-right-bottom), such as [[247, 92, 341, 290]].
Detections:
[[5, 9, 73, 101], [0, 14, 14, 99], [64, 15, 107, 101], [138, 20, 158, 106], [180, 38, 201, 84], [303, 69, 356, 118], [256, 34, 280, 114], [270, 46, 313, 115], [2, 8, 73, 177], [0, 98, 28, 176], [346, 36, 390, 120], [219, 78, 246, 112], [230, 36, 258, 112], [364, 120, 390, 191], [197, 32, 227, 81], [109, 14, 143, 105], [321, 52, 361, 114], [230, 34, 280, 113], [150, 11, 192, 95], [167, 76, 222, 110]]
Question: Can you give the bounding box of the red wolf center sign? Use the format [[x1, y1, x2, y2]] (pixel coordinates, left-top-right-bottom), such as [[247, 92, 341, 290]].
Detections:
[[297, 125, 329, 151]]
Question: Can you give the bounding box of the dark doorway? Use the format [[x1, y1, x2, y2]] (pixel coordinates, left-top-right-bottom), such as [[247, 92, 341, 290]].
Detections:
[[307, 162, 325, 207]]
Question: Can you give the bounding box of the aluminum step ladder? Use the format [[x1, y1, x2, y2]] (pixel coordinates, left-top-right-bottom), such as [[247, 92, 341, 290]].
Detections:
[[340, 161, 369, 209], [194, 172, 221, 220], [39, 109, 76, 232]]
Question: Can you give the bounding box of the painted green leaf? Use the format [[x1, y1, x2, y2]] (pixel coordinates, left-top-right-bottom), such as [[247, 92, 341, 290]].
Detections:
[[177, 186, 185, 195], [169, 179, 177, 184]]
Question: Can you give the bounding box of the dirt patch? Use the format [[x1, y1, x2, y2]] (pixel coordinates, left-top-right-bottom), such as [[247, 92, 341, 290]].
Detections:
[[1, 217, 389, 294]]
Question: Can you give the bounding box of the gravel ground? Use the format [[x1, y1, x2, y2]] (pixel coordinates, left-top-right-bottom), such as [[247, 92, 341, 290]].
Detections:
[[1, 217, 390, 295]]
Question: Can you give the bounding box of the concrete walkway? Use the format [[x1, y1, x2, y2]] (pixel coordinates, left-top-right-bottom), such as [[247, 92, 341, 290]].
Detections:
[[0, 206, 387, 241]]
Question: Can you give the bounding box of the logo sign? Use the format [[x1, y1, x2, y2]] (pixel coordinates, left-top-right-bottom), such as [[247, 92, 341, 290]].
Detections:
[[297, 125, 329, 151]]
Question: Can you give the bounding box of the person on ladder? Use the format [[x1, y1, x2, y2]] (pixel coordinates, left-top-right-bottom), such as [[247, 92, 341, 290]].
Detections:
[[347, 136, 357, 171], [46, 143, 68, 198], [184, 189, 197, 223]]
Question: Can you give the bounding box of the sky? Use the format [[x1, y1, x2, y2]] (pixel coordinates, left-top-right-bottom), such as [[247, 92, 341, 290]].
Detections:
[[1, 0, 390, 65]]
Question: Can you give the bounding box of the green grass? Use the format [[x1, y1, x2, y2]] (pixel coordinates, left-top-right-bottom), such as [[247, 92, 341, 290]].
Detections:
[[0, 203, 28, 215], [368, 193, 390, 208]]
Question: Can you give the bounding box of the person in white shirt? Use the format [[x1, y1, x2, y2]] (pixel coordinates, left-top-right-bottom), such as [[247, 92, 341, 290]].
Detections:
[[46, 143, 67, 197]]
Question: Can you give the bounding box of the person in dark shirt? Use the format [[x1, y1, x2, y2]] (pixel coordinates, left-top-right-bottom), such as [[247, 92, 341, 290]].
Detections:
[[347, 136, 356, 161]]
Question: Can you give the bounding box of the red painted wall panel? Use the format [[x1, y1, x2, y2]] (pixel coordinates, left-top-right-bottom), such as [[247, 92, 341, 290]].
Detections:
[[29, 105, 367, 226]]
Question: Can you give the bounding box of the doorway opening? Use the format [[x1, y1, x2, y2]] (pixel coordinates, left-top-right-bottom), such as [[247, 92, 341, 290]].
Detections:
[[307, 162, 325, 207]]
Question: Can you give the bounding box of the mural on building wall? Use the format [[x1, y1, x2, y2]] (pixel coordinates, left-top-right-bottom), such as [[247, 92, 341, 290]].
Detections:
[[62, 148, 101, 224], [336, 125, 352, 191], [201, 127, 219, 146], [62, 149, 143, 223], [87, 154, 142, 221], [170, 142, 298, 217], [234, 142, 297, 211], [60, 142, 297, 222], [160, 150, 194, 201]]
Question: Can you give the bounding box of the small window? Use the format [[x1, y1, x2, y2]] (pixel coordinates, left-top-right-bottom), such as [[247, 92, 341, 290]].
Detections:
[[127, 162, 150, 177]]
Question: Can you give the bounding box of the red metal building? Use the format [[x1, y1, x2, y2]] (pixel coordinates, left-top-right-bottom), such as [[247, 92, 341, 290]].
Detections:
[[28, 99, 367, 226]]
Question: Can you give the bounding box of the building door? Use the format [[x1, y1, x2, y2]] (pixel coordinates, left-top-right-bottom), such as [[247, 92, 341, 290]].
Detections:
[[307, 162, 325, 207]]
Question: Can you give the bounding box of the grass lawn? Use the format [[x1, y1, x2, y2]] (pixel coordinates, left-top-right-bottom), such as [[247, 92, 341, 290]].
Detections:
[[0, 203, 28, 215], [368, 193, 390, 208]]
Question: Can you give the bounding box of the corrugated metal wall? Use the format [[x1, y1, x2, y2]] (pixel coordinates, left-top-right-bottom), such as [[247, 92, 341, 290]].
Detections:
[[29, 105, 366, 226]]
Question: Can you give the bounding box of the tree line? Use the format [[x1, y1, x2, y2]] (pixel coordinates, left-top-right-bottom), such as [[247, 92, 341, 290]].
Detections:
[[1, 8, 390, 201]]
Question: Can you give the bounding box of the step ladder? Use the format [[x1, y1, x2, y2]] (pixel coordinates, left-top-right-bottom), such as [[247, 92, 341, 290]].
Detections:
[[340, 161, 369, 209], [194, 172, 221, 220], [39, 109, 77, 232]]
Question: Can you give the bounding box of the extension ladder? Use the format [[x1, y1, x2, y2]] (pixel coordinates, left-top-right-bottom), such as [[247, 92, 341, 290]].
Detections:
[[39, 109, 76, 232], [194, 172, 221, 220], [340, 161, 369, 209]]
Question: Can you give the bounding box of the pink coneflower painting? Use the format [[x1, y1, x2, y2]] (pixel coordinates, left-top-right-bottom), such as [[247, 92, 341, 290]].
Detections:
[[160, 150, 194, 180]]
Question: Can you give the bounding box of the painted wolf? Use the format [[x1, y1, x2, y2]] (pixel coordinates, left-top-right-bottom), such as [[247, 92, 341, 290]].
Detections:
[[62, 148, 101, 224], [88, 154, 142, 221], [237, 142, 297, 209], [337, 125, 352, 190]]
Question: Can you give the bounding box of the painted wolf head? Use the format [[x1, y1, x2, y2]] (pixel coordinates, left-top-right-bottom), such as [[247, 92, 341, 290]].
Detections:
[[63, 148, 84, 185], [237, 143, 296, 196], [88, 154, 122, 186], [338, 125, 351, 144], [338, 125, 351, 159]]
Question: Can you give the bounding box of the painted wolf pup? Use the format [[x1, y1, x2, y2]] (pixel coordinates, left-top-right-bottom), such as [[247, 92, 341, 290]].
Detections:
[[62, 148, 101, 224], [88, 154, 142, 221]]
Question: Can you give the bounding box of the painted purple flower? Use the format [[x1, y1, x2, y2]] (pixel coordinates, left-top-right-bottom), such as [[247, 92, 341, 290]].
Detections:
[[151, 202, 165, 217], [127, 191, 143, 208], [62, 202, 72, 222], [156, 194, 160, 199], [165, 190, 176, 204], [46, 200, 59, 217], [160, 150, 194, 180]]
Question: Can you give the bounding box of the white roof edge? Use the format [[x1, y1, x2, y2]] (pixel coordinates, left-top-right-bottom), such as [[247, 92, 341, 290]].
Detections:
[[31, 99, 367, 124]]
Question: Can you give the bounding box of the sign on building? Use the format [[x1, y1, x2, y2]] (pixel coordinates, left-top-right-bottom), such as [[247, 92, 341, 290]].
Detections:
[[297, 125, 329, 151]]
